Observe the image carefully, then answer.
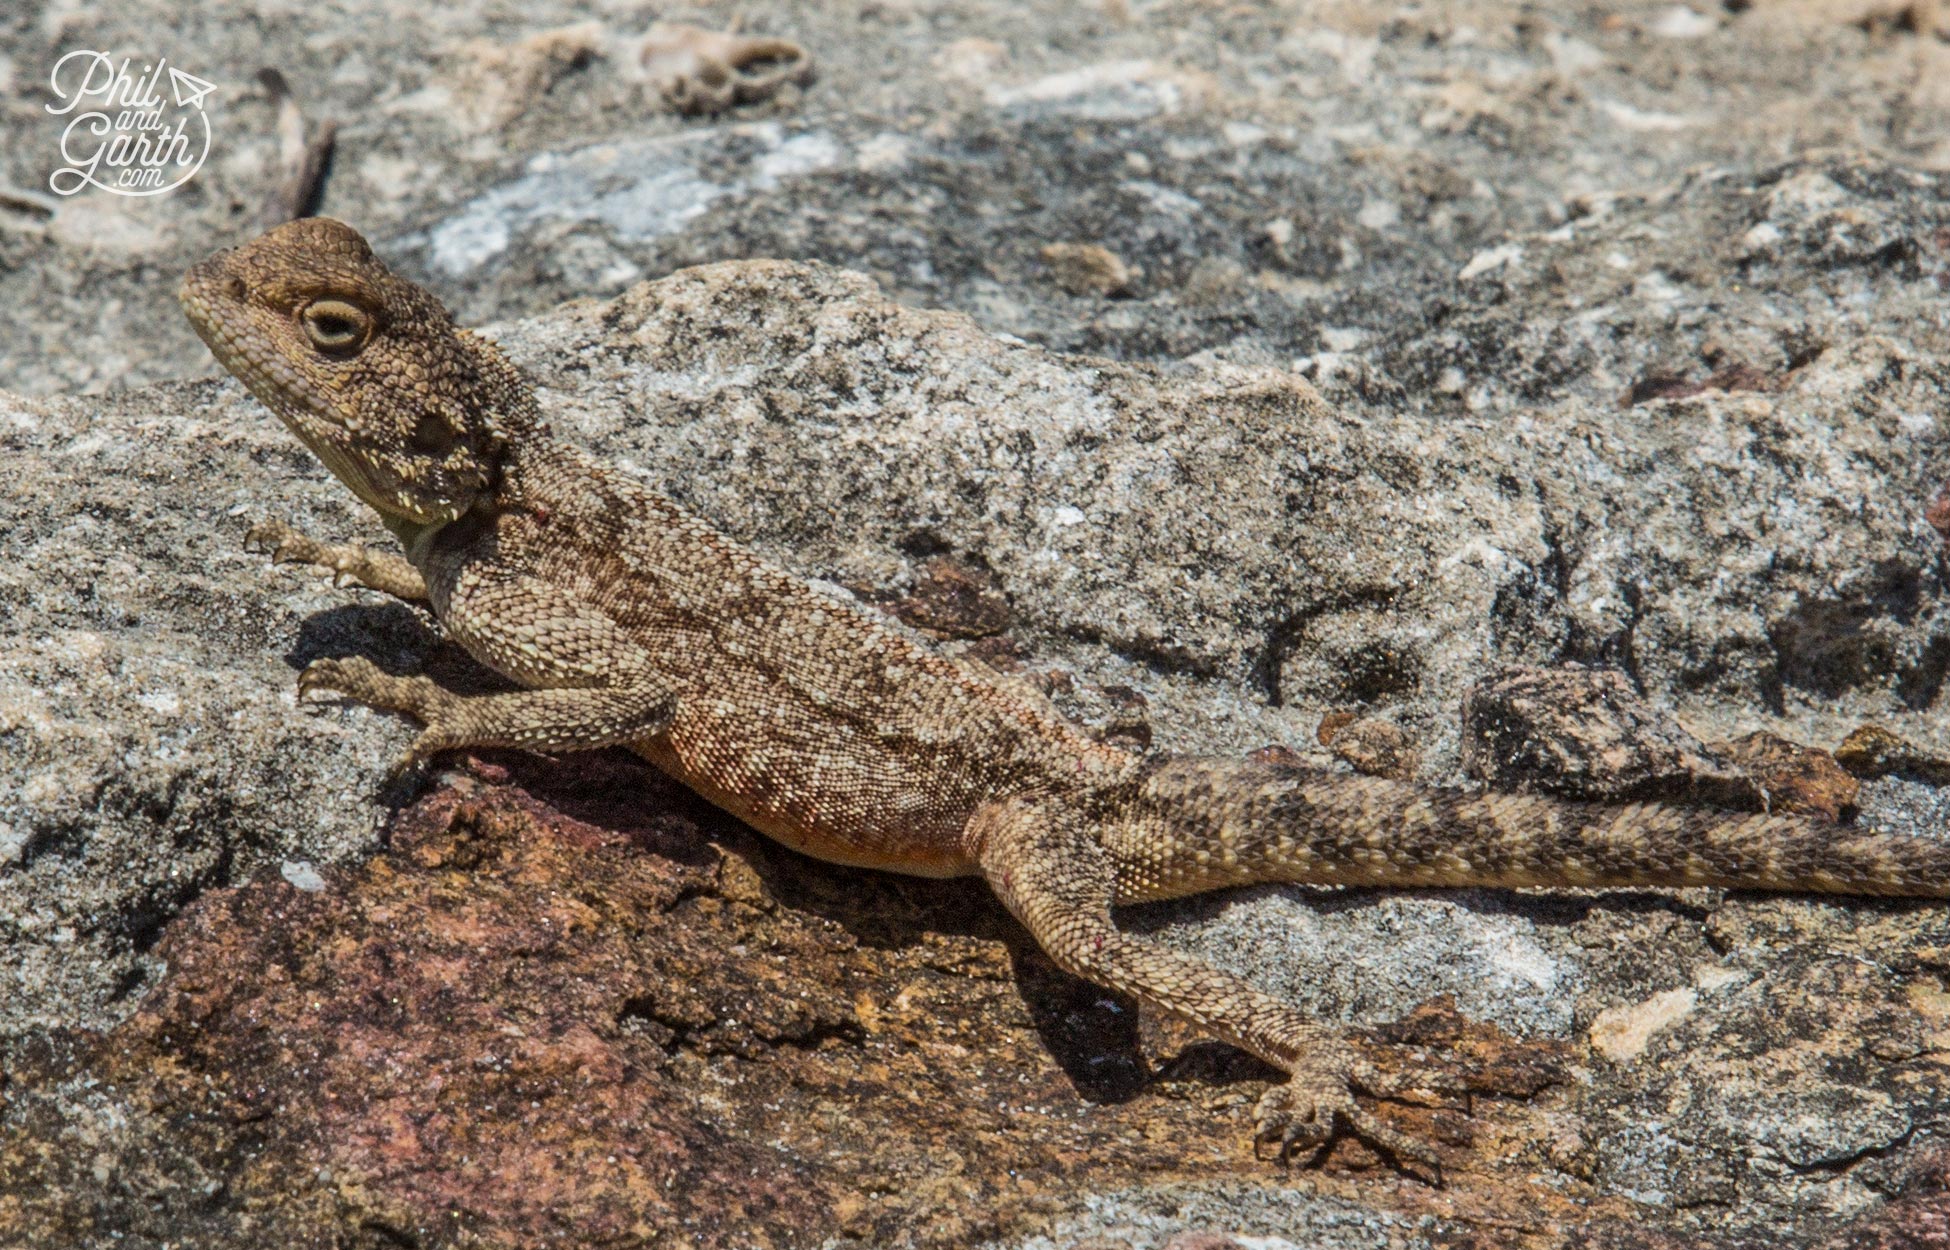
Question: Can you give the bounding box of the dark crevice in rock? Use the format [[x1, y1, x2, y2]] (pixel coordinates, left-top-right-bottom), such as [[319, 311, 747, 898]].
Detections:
[[1252, 588, 1404, 707], [1062, 621, 1221, 684]]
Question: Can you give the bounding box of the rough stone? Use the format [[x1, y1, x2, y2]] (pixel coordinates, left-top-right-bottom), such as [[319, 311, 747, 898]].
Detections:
[[3, 244, 1947, 1247], [1711, 731, 1861, 820], [1316, 714, 1421, 782], [891, 555, 1014, 639], [0, 762, 1569, 1250], [1838, 723, 1950, 786], [6, 0, 1950, 400], [1459, 666, 1758, 805], [1039, 242, 1140, 298], [2, 1, 1949, 1244]]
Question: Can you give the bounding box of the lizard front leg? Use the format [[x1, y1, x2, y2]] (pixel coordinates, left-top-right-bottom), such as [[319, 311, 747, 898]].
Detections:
[[970, 797, 1446, 1175], [248, 519, 430, 603], [301, 569, 678, 771]]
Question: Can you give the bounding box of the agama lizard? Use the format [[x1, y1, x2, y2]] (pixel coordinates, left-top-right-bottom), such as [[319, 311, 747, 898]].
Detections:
[[180, 218, 1950, 1173]]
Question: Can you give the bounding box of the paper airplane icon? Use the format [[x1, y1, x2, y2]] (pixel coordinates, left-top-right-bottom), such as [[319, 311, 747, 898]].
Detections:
[[168, 66, 216, 110]]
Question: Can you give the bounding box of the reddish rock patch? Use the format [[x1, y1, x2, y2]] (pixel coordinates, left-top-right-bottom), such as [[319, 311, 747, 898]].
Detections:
[[1, 749, 1925, 1248], [1712, 731, 1859, 820], [1927, 480, 1950, 543]]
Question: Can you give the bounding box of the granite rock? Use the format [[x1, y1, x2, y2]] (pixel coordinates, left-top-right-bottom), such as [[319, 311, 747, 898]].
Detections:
[[1, 0, 1948, 1244], [1, 249, 1945, 1246]]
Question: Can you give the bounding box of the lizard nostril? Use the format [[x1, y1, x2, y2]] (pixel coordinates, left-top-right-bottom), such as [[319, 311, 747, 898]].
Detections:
[[226, 276, 247, 302]]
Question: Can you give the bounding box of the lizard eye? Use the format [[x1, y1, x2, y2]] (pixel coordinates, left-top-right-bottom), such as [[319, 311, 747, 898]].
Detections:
[[300, 299, 372, 356]]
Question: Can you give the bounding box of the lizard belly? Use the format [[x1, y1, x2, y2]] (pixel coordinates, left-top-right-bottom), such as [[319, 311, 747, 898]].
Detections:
[[633, 731, 980, 879]]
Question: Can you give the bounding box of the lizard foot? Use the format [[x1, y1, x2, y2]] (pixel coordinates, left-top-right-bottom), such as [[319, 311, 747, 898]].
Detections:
[[247, 519, 429, 601], [298, 656, 457, 773], [1253, 1053, 1444, 1182], [249, 519, 342, 576]]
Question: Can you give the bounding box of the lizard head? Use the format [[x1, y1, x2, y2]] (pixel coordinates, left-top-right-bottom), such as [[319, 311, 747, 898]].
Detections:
[[179, 217, 535, 527]]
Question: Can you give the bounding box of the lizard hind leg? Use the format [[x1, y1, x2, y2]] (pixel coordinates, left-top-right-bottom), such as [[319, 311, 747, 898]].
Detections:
[[969, 797, 1445, 1175]]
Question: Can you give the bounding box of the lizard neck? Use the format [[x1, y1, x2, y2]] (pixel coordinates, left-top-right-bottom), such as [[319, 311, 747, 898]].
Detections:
[[380, 512, 449, 563], [495, 426, 608, 513], [372, 428, 587, 571]]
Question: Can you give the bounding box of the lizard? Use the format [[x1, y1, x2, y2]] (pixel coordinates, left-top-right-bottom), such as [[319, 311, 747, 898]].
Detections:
[[180, 217, 1950, 1175]]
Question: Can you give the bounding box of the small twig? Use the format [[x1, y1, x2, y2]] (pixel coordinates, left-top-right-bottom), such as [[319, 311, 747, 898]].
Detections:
[[0, 185, 58, 221], [257, 68, 338, 226]]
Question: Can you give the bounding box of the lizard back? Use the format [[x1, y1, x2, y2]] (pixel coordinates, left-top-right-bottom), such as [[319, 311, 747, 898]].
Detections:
[[436, 436, 1135, 875]]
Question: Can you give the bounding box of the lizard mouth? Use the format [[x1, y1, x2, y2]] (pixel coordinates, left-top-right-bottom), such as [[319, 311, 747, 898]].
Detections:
[[179, 262, 334, 443], [179, 259, 291, 416]]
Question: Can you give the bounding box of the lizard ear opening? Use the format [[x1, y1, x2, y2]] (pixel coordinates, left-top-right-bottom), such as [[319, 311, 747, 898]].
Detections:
[[410, 411, 456, 455], [300, 299, 373, 356]]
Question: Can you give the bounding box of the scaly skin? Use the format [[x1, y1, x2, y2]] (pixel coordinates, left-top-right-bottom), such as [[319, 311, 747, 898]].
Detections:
[[181, 218, 1950, 1175]]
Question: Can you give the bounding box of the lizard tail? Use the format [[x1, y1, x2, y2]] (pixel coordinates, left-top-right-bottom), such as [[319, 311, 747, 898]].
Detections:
[[1108, 757, 1950, 903]]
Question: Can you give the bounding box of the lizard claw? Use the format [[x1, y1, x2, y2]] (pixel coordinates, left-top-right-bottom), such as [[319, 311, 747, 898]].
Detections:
[[1253, 1058, 1445, 1183], [1252, 1083, 1333, 1163], [296, 655, 369, 704], [298, 657, 458, 779], [385, 742, 435, 783], [297, 657, 442, 718], [246, 518, 312, 563]]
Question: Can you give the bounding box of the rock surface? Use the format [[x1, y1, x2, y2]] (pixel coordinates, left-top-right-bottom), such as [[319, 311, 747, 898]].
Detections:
[[3, 246, 1947, 1247], [0, 760, 1569, 1249], [2, 0, 1950, 399], [1, 0, 1949, 1246]]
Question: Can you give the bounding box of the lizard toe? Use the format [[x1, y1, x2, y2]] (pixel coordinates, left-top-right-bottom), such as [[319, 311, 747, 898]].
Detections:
[[298, 657, 444, 720], [388, 736, 440, 780], [296, 655, 367, 703], [1340, 1103, 1443, 1180], [1252, 1083, 1331, 1162], [1253, 1059, 1445, 1180], [1349, 1054, 1471, 1110], [246, 519, 313, 564]]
